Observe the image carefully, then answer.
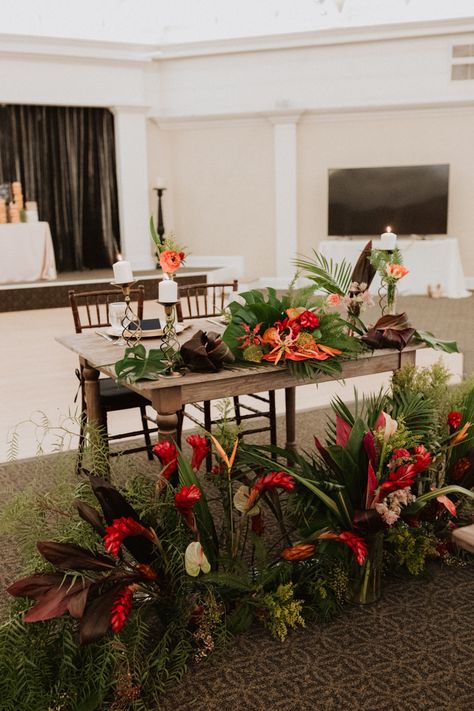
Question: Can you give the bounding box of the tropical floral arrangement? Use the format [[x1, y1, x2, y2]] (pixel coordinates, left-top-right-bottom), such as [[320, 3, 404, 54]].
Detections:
[[222, 287, 362, 378], [369, 246, 409, 315]]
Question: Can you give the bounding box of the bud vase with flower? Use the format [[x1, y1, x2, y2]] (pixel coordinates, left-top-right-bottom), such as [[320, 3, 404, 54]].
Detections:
[[347, 530, 384, 605]]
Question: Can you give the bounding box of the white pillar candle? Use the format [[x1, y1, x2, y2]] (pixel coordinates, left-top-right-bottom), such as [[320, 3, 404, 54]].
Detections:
[[154, 176, 166, 190], [159, 278, 178, 303], [380, 226, 397, 251], [113, 260, 134, 284]]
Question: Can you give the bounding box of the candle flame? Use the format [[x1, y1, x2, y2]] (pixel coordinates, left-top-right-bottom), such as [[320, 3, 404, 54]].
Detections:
[[385, 226, 391, 233], [116, 253, 123, 261]]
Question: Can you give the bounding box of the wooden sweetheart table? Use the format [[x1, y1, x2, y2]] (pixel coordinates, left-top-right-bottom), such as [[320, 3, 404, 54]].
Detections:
[[57, 320, 420, 453]]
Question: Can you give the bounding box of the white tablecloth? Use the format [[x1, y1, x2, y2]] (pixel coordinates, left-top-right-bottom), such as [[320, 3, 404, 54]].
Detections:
[[0, 222, 57, 284], [319, 238, 470, 299]]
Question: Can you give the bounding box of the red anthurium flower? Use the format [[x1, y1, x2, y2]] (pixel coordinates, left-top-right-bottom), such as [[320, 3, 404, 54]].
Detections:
[[186, 434, 210, 471], [448, 411, 462, 431], [298, 310, 319, 329], [110, 585, 134, 633], [153, 440, 178, 479], [412, 444, 431, 473], [436, 494, 457, 518], [104, 517, 153, 557], [175, 484, 201, 527], [247, 471, 295, 509], [319, 531, 368, 566]]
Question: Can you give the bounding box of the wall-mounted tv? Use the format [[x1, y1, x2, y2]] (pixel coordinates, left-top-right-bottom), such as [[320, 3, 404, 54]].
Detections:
[[328, 164, 449, 236]]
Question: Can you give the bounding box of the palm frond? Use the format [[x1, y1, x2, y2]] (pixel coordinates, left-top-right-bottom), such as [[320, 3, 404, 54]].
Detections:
[[295, 251, 353, 295]]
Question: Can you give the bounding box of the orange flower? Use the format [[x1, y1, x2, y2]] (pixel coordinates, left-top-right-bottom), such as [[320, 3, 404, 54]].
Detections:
[[261, 326, 280, 345], [159, 249, 183, 273], [386, 263, 408, 280], [451, 421, 471, 446], [285, 307, 305, 321], [280, 543, 316, 561]]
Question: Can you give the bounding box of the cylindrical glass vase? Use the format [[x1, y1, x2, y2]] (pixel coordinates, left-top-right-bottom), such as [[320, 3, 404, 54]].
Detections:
[[347, 531, 384, 605]]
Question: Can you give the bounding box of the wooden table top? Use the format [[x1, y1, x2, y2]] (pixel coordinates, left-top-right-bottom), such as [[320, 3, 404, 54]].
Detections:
[[56, 320, 422, 408]]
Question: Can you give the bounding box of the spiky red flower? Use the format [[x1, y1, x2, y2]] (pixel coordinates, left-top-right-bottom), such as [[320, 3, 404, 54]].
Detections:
[[247, 471, 295, 509], [448, 411, 462, 431], [319, 531, 368, 566], [412, 444, 431, 473], [153, 440, 178, 479], [280, 543, 316, 561], [110, 585, 134, 633], [175, 484, 201, 523], [103, 517, 151, 557], [375, 463, 417, 503], [186, 434, 210, 471], [298, 310, 319, 329], [391, 448, 411, 461]]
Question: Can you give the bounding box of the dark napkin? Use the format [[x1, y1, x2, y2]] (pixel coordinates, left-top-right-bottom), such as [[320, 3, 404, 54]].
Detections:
[[180, 330, 235, 372]]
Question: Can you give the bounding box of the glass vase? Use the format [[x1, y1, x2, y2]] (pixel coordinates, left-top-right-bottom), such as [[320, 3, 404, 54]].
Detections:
[[347, 531, 384, 605], [386, 282, 397, 316]]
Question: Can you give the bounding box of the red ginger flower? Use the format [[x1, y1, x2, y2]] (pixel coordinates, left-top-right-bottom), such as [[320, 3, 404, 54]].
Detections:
[[375, 463, 417, 503], [391, 448, 411, 461], [104, 517, 152, 557], [298, 310, 319, 329], [247, 471, 295, 509], [153, 440, 178, 479], [412, 444, 431, 473], [319, 531, 368, 566], [186, 434, 210, 471], [448, 411, 462, 431], [175, 485, 201, 525], [110, 585, 134, 633]]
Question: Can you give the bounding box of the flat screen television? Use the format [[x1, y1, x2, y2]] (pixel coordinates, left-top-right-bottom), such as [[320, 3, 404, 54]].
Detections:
[[328, 164, 449, 236]]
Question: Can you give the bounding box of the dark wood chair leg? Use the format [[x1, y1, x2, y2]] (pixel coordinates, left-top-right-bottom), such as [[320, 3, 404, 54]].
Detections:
[[233, 396, 242, 427], [268, 390, 278, 459], [140, 405, 153, 460], [176, 407, 185, 448], [204, 400, 213, 471]]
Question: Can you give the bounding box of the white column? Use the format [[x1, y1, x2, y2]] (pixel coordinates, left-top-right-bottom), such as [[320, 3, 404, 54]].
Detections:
[[267, 114, 301, 286], [113, 106, 154, 270]]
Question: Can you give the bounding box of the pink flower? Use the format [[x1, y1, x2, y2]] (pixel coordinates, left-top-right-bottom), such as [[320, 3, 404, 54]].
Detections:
[[153, 440, 178, 479], [326, 294, 341, 307], [110, 585, 134, 633], [186, 434, 210, 471], [104, 517, 153, 557]]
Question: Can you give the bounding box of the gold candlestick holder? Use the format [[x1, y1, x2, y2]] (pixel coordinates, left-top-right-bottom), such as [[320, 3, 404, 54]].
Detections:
[[111, 281, 142, 347], [158, 299, 184, 376]]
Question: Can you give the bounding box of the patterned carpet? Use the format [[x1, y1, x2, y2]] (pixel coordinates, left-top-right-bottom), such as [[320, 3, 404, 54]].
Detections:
[[1, 293, 473, 709]]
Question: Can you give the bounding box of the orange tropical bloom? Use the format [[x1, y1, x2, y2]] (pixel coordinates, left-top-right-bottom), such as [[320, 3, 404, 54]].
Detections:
[[386, 263, 408, 280], [451, 421, 471, 446], [280, 543, 316, 561]]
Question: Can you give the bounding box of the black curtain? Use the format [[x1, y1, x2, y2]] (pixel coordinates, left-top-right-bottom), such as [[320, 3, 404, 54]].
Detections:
[[0, 104, 121, 271]]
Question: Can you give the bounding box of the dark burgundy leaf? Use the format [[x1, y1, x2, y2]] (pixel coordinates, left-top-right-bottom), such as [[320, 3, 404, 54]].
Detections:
[[37, 541, 116, 571], [7, 573, 64, 600], [350, 240, 376, 289], [23, 578, 88, 623], [68, 583, 92, 619], [75, 500, 106, 537], [79, 582, 128, 645]]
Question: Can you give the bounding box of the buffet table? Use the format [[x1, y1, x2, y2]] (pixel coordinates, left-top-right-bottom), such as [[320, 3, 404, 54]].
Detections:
[[0, 222, 57, 283], [319, 238, 470, 298]]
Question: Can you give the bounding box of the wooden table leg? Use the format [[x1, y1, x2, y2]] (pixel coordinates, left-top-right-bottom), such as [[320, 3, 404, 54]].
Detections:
[[285, 386, 297, 459], [150, 385, 183, 443], [82, 361, 109, 476]]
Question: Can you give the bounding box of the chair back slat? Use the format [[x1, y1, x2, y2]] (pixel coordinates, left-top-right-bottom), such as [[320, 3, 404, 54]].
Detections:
[[177, 280, 238, 320], [68, 286, 145, 333]]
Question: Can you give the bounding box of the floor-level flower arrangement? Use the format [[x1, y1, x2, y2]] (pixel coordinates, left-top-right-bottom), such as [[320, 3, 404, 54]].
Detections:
[[1, 362, 473, 710]]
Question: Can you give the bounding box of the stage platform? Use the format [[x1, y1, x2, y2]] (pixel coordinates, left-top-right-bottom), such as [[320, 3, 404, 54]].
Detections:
[[0, 268, 214, 312]]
